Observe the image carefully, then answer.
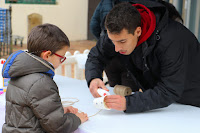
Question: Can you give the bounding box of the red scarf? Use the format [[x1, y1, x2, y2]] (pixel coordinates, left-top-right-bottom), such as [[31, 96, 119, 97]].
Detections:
[[132, 4, 156, 47]]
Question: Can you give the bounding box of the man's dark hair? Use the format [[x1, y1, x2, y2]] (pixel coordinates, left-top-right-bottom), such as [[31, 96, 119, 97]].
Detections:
[[105, 2, 141, 35], [27, 23, 70, 56]]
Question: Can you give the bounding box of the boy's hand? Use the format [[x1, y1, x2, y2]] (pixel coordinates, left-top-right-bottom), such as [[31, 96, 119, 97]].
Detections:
[[75, 112, 88, 123], [64, 106, 78, 114], [89, 78, 109, 97], [104, 95, 126, 111]]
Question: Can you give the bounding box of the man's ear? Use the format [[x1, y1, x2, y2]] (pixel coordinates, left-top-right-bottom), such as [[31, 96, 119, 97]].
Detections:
[[41, 51, 52, 61], [135, 27, 142, 37]]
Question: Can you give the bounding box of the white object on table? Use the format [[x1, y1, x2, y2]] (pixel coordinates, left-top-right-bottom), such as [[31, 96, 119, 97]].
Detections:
[[97, 89, 110, 97]]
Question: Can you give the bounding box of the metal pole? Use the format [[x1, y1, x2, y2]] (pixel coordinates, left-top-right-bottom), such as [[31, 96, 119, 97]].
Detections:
[[194, 0, 200, 40], [9, 5, 12, 55], [2, 9, 5, 56], [6, 9, 8, 55], [184, 0, 191, 28]]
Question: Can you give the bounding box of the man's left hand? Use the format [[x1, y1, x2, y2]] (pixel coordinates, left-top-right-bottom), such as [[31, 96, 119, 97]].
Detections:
[[104, 95, 126, 111]]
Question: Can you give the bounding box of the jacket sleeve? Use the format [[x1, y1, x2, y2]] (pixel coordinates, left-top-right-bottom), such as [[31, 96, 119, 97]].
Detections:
[[90, 2, 101, 40], [125, 36, 188, 113], [27, 76, 81, 133], [85, 35, 116, 86]]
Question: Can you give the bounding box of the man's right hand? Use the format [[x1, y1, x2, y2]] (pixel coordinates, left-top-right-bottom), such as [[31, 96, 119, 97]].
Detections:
[[89, 78, 109, 97]]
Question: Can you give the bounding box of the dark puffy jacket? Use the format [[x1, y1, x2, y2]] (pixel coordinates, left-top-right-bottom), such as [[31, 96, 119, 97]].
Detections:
[[2, 50, 81, 133], [86, 0, 200, 112]]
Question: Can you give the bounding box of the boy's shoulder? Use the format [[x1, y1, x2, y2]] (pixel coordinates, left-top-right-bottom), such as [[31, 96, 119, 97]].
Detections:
[[10, 73, 57, 94]]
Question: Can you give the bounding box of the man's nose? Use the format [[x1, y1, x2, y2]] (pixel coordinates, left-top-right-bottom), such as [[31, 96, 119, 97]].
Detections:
[[114, 44, 122, 52]]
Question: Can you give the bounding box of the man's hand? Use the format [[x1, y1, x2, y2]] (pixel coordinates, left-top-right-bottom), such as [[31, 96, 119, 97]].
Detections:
[[64, 106, 78, 114], [104, 95, 126, 111], [89, 78, 109, 97]]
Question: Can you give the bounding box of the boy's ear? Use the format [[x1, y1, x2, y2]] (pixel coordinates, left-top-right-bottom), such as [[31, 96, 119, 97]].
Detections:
[[41, 51, 52, 61]]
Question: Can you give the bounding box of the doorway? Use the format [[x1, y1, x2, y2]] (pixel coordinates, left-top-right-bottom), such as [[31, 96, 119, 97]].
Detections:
[[87, 0, 100, 40], [28, 13, 42, 35]]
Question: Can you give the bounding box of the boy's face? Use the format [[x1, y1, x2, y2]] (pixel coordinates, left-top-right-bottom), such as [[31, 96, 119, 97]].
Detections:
[[107, 28, 141, 55], [43, 46, 69, 69]]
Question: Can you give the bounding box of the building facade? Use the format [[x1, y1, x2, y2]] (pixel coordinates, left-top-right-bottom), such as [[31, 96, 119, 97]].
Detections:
[[0, 0, 89, 43], [0, 0, 199, 43]]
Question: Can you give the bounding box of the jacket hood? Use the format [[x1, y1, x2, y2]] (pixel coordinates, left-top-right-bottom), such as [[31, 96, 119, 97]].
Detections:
[[133, 4, 156, 47], [130, 0, 169, 31], [2, 50, 55, 78], [129, 0, 169, 57]]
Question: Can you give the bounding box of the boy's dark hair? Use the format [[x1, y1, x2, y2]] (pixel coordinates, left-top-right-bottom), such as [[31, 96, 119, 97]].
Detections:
[[27, 23, 70, 56], [105, 2, 141, 35]]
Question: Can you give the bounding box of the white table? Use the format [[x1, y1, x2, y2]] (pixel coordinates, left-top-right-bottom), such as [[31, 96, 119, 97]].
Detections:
[[1, 75, 200, 133]]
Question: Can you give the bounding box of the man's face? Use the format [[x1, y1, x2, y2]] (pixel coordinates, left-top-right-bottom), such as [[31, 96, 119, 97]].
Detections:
[[107, 28, 141, 55]]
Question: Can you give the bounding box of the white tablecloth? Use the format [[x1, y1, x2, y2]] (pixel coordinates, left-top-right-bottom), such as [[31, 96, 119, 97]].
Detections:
[[1, 75, 200, 133]]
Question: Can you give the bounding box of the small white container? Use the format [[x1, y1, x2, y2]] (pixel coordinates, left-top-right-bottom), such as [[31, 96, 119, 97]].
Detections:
[[97, 89, 110, 97], [93, 96, 110, 110]]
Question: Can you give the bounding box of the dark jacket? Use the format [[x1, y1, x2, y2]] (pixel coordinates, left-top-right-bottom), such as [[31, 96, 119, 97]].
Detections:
[[90, 0, 130, 39], [85, 0, 200, 112], [2, 50, 81, 133]]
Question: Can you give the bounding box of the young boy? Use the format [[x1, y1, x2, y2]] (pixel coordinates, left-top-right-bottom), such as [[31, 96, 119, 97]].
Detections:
[[2, 23, 88, 133]]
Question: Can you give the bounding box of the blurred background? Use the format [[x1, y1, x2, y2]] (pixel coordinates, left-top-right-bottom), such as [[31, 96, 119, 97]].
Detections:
[[0, 0, 199, 58]]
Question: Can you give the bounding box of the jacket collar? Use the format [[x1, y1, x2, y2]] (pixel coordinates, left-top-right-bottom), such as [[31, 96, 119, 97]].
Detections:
[[2, 50, 55, 79]]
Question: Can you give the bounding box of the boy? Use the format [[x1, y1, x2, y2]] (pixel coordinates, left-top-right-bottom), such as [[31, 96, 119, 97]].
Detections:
[[2, 23, 88, 133]]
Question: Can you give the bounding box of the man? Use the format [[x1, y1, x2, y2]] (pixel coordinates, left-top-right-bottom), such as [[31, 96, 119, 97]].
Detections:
[[90, 0, 184, 91], [86, 1, 200, 113]]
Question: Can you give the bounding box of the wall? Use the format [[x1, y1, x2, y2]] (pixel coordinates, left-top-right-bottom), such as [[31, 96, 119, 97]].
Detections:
[[0, 0, 89, 43]]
